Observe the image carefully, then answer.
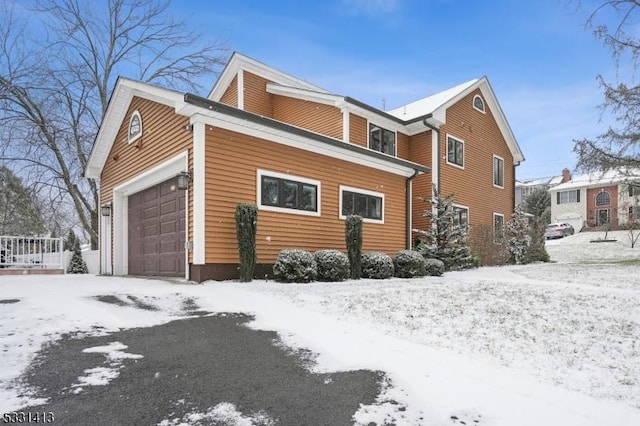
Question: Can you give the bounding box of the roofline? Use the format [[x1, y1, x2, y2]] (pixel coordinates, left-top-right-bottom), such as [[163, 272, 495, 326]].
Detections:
[[182, 92, 429, 175]]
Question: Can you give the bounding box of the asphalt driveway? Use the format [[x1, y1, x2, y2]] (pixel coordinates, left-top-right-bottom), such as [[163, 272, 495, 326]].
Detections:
[[16, 312, 384, 425]]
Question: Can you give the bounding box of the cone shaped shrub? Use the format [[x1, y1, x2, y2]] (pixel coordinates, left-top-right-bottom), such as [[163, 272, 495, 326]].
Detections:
[[235, 203, 257, 282], [345, 215, 363, 279]]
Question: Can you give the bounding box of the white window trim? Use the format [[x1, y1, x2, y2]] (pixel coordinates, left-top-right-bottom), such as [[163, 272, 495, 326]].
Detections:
[[257, 169, 321, 217], [595, 190, 611, 206], [452, 203, 470, 226], [493, 212, 505, 243], [473, 94, 486, 114], [493, 154, 505, 189], [127, 110, 143, 144], [367, 120, 398, 157], [338, 185, 385, 224], [446, 134, 465, 170]]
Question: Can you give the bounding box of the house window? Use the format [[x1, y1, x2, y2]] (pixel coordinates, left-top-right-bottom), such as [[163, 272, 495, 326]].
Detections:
[[473, 95, 485, 113], [446, 135, 464, 168], [494, 213, 504, 243], [629, 206, 640, 221], [128, 110, 142, 143], [557, 190, 580, 204], [595, 190, 610, 206], [493, 155, 504, 188], [596, 209, 610, 226], [340, 186, 384, 223], [369, 123, 395, 156], [258, 170, 320, 216], [629, 184, 639, 197], [452, 205, 469, 227]]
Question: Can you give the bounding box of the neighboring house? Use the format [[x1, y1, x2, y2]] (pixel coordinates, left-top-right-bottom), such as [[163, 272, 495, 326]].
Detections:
[[548, 170, 640, 231], [85, 53, 524, 281], [515, 168, 570, 206]]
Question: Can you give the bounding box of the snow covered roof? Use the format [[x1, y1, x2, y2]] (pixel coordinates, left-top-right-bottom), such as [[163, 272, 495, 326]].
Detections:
[[516, 175, 564, 188], [550, 169, 640, 192], [387, 79, 479, 120]]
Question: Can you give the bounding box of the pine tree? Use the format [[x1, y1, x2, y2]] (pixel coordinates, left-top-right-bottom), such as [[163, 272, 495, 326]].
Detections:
[[66, 232, 88, 274], [505, 211, 532, 265], [416, 186, 474, 271]]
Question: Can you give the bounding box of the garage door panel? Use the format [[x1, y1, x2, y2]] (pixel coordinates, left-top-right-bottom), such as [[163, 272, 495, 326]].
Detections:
[[128, 176, 185, 277]]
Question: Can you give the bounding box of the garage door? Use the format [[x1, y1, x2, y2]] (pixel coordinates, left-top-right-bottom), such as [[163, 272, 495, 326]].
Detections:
[[128, 177, 186, 276]]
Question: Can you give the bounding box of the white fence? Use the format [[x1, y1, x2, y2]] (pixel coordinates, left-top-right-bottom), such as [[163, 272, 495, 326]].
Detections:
[[1, 236, 65, 269]]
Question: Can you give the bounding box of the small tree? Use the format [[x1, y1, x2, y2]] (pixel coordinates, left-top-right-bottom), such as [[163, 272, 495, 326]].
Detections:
[[521, 187, 551, 226], [527, 222, 550, 263], [64, 230, 78, 252], [505, 211, 532, 265], [66, 235, 88, 274], [416, 186, 474, 271], [235, 203, 257, 282], [345, 215, 363, 279]]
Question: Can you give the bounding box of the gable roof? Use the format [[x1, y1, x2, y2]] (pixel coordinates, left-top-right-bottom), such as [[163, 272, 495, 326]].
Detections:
[[388, 77, 524, 164], [550, 169, 640, 192]]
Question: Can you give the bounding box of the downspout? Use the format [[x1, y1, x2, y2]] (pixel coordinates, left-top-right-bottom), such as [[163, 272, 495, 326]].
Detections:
[[406, 170, 420, 249], [422, 114, 440, 192]]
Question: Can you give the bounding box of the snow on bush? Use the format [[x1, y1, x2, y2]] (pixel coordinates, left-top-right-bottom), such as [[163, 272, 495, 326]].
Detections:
[[314, 250, 349, 282], [273, 249, 317, 283], [424, 258, 444, 277], [505, 211, 532, 265], [393, 250, 427, 278], [361, 252, 394, 279]]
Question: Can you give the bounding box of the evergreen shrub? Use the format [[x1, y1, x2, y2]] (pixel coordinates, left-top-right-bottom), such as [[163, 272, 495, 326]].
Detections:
[[235, 203, 258, 282], [425, 258, 445, 277], [314, 250, 349, 282], [345, 215, 363, 279], [273, 249, 317, 283], [393, 250, 427, 278], [361, 251, 394, 279]]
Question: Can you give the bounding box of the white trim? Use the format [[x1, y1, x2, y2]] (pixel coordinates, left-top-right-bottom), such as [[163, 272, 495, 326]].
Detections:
[[472, 94, 486, 114], [101, 206, 112, 275], [127, 110, 143, 144], [177, 104, 422, 178], [342, 108, 349, 142], [338, 185, 385, 224], [266, 83, 341, 106], [257, 169, 321, 217], [367, 120, 398, 157], [493, 154, 505, 189], [445, 134, 465, 170], [192, 121, 206, 265], [431, 129, 439, 193], [493, 212, 505, 243], [237, 68, 244, 110], [111, 151, 189, 277]]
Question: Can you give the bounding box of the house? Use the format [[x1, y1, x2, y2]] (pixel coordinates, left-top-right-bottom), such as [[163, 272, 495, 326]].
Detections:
[[515, 168, 570, 206], [548, 169, 640, 231], [85, 53, 524, 281]]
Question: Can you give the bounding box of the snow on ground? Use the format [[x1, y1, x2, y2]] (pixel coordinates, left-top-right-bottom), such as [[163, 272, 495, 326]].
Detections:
[[0, 231, 639, 425]]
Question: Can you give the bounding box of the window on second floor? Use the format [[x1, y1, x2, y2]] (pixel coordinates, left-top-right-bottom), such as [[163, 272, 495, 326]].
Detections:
[[473, 95, 485, 113], [369, 123, 395, 156], [446, 135, 464, 168], [557, 190, 580, 204], [595, 190, 611, 206], [493, 155, 504, 188]]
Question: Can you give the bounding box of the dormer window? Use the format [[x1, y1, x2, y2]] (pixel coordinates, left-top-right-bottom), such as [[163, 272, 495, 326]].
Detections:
[[369, 123, 396, 156], [473, 95, 485, 113], [128, 110, 142, 143]]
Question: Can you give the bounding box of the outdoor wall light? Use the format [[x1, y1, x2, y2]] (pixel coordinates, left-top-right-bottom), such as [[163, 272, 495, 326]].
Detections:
[[177, 171, 191, 190], [101, 204, 112, 217]]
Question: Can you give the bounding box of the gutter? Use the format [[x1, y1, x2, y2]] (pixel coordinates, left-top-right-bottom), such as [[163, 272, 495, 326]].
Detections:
[[422, 114, 440, 192], [406, 170, 420, 249]]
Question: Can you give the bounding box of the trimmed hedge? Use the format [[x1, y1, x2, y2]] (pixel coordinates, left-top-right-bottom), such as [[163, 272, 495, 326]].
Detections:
[[273, 249, 317, 283], [361, 251, 394, 279], [393, 250, 427, 278], [425, 258, 445, 277], [314, 250, 350, 282]]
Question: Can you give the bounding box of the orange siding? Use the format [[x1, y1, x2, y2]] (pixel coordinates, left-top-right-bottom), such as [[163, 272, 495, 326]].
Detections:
[[409, 130, 433, 233], [438, 89, 515, 231], [243, 71, 273, 117], [349, 113, 367, 147], [205, 127, 407, 264], [397, 131, 410, 160], [273, 95, 343, 140], [100, 97, 193, 260], [219, 75, 238, 107]]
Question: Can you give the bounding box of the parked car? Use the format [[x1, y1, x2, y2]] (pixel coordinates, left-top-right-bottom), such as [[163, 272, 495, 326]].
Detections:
[[544, 223, 574, 239]]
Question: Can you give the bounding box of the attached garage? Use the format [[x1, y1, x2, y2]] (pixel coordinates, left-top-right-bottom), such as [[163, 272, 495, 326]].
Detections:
[[127, 177, 186, 276]]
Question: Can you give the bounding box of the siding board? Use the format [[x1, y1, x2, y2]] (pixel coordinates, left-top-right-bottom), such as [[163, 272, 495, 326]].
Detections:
[[243, 71, 273, 117], [273, 95, 342, 140]]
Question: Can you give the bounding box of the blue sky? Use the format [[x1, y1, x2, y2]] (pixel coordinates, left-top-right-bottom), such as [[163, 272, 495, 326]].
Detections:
[[178, 1, 621, 180]]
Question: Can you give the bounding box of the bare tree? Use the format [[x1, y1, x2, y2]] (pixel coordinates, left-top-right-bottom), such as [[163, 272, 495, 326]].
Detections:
[[573, 1, 640, 176], [0, 0, 228, 248]]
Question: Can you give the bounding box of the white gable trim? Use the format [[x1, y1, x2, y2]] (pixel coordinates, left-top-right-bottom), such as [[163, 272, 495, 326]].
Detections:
[[209, 52, 327, 102]]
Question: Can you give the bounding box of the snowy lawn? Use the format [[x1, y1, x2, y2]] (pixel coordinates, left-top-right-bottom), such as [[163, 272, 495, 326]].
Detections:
[[0, 230, 639, 425]]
